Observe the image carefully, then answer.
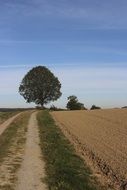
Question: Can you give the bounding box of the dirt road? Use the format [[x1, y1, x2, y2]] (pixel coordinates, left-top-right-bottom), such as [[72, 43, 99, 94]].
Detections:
[[15, 112, 47, 190], [0, 113, 21, 136], [0, 112, 31, 189]]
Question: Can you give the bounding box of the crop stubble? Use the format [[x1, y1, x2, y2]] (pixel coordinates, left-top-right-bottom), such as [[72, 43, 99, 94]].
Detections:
[[51, 109, 127, 189]]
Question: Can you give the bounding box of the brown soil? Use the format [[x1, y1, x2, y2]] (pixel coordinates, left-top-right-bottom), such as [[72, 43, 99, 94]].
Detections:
[[15, 112, 47, 190], [51, 109, 127, 190]]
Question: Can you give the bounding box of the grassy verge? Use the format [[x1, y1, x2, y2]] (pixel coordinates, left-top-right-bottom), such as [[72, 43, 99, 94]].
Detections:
[[0, 112, 29, 161], [37, 111, 99, 190], [0, 111, 32, 190], [0, 111, 19, 125]]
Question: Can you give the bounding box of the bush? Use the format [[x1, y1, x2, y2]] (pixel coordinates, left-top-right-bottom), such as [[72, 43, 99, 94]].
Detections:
[[90, 105, 101, 110], [66, 96, 85, 110], [122, 106, 127, 109], [49, 105, 66, 111]]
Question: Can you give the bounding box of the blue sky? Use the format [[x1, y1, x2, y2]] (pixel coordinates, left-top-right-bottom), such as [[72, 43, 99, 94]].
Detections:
[[0, 0, 127, 108]]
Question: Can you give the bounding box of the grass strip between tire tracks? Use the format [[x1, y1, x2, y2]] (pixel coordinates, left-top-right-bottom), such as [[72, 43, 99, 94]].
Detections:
[[37, 111, 99, 190]]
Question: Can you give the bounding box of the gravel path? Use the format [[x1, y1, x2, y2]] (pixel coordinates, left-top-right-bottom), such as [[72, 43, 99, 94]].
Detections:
[[0, 113, 21, 136], [15, 112, 47, 190]]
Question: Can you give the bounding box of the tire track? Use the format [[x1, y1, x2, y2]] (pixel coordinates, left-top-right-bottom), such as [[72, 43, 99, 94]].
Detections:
[[15, 112, 47, 190], [0, 113, 21, 136]]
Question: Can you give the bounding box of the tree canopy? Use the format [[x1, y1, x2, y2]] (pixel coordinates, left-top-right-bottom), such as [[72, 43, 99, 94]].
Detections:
[[66, 95, 85, 110], [90, 105, 101, 110], [19, 66, 62, 107]]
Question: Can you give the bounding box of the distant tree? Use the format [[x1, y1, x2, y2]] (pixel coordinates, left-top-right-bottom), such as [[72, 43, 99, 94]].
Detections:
[[66, 95, 85, 110], [19, 66, 62, 107], [49, 105, 65, 111], [50, 105, 58, 111], [122, 106, 127, 109], [90, 105, 101, 110]]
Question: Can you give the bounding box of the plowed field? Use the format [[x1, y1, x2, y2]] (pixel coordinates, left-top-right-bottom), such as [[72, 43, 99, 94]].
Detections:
[[51, 109, 127, 189]]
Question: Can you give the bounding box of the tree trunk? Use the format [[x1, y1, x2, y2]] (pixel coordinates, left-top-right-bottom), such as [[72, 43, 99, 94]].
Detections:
[[40, 103, 44, 109]]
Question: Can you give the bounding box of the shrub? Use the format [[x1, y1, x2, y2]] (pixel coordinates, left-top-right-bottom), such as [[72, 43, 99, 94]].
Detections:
[[90, 105, 101, 110], [66, 96, 85, 110]]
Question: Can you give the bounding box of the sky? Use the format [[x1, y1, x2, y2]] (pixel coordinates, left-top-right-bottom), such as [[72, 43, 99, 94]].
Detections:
[[0, 0, 127, 108]]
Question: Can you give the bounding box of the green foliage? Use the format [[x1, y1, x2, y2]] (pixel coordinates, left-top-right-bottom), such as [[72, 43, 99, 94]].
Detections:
[[66, 95, 85, 110], [37, 111, 98, 190], [90, 105, 101, 110], [49, 105, 65, 111], [19, 66, 62, 107]]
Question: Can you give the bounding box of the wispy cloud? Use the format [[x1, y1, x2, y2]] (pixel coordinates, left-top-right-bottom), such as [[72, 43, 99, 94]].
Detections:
[[0, 65, 30, 69], [1, 0, 127, 29], [0, 62, 127, 69]]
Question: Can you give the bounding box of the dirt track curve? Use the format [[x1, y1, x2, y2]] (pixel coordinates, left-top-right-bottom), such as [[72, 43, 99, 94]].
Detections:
[[0, 113, 21, 136]]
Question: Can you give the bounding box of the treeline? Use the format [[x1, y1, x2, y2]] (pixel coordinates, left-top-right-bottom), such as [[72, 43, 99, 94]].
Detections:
[[49, 95, 101, 111], [66, 95, 101, 111], [49, 97, 127, 111]]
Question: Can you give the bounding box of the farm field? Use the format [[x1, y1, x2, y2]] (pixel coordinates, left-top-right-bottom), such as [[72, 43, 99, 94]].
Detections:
[[51, 109, 127, 189], [0, 110, 104, 190]]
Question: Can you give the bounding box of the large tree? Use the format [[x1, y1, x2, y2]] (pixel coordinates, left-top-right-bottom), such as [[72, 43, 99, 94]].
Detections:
[[19, 66, 62, 107]]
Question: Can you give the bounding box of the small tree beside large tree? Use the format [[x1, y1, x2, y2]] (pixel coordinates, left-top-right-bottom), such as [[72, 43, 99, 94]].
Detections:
[[19, 66, 62, 107], [66, 95, 85, 110]]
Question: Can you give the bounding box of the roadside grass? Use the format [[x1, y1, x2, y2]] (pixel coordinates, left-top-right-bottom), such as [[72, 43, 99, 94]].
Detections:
[[0, 111, 32, 189], [0, 111, 19, 125], [37, 111, 99, 190], [0, 112, 28, 161]]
